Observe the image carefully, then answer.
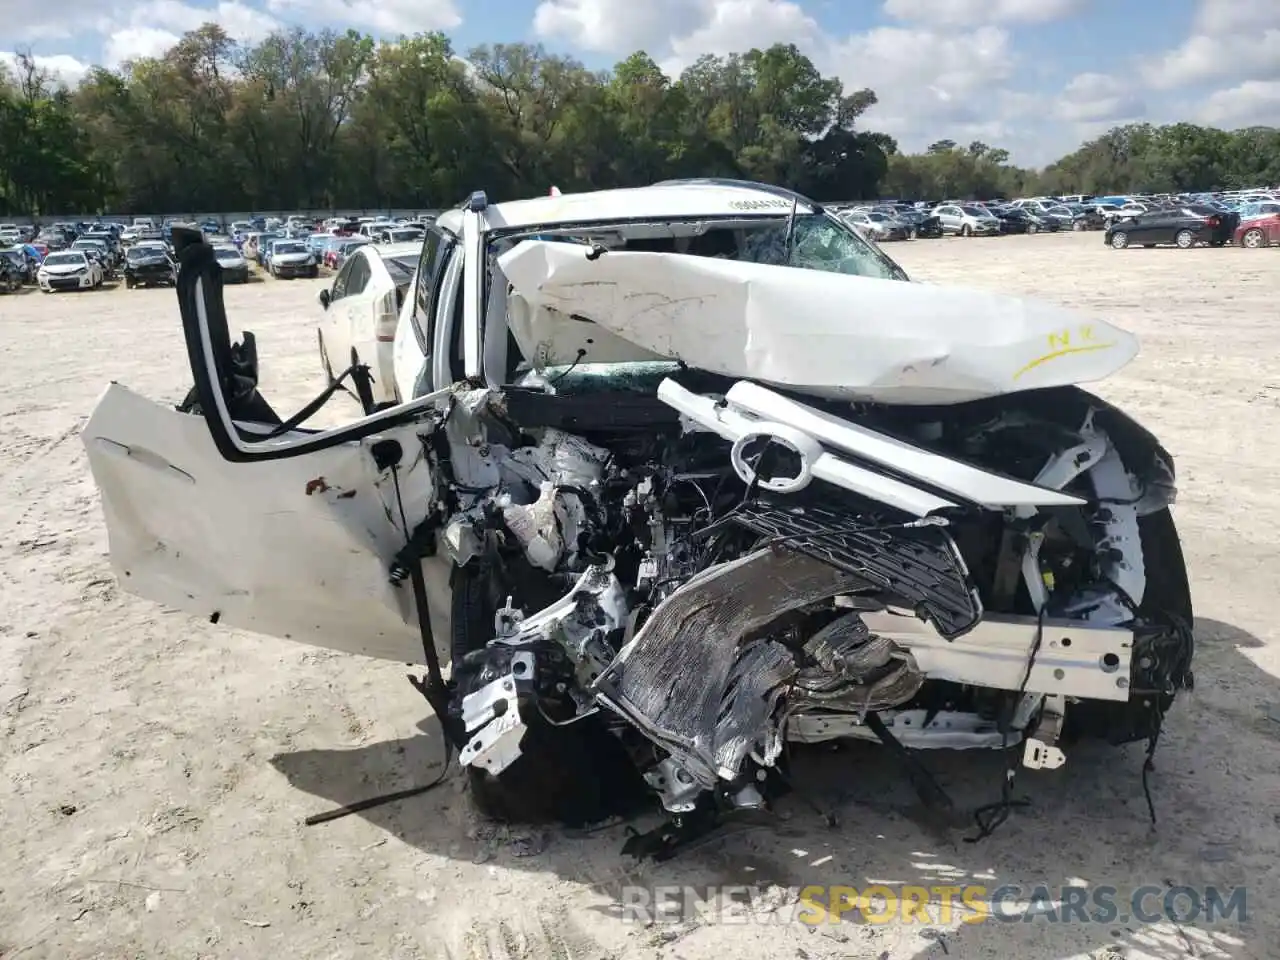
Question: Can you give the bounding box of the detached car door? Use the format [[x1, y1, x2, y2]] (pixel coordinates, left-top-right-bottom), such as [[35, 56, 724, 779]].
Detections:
[[82, 235, 455, 663]]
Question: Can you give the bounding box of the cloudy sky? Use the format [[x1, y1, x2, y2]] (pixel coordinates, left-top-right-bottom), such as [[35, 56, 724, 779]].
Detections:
[[2, 0, 1278, 166]]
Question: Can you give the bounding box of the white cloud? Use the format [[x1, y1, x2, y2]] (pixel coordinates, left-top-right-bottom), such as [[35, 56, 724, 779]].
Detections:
[[0, 51, 93, 88], [663, 0, 818, 72], [882, 0, 1088, 27], [138, 0, 281, 39], [1192, 0, 1280, 36], [265, 0, 461, 36], [99, 1, 282, 66], [1198, 79, 1280, 127], [1142, 0, 1280, 90], [104, 27, 181, 65], [1056, 72, 1145, 123], [533, 0, 710, 55]]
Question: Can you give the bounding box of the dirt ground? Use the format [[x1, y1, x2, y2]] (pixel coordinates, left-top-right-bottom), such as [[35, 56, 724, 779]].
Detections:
[[1, 233, 1277, 960]]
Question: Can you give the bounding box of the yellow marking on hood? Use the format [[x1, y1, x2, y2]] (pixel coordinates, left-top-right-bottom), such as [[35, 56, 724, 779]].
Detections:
[[1013, 342, 1118, 380]]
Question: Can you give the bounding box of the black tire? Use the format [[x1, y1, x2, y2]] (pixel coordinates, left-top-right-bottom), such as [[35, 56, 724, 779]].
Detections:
[[1110, 231, 1129, 250], [1175, 229, 1195, 249], [1241, 228, 1265, 249], [960, 224, 971, 237], [125, 277, 134, 289], [448, 562, 650, 826]]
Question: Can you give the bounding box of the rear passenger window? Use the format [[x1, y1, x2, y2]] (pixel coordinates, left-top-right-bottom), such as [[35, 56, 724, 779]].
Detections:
[[411, 226, 456, 357], [344, 255, 372, 297]]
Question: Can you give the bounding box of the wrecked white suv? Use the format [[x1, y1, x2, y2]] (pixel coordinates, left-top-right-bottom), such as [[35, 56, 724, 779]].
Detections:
[[83, 179, 1193, 859]]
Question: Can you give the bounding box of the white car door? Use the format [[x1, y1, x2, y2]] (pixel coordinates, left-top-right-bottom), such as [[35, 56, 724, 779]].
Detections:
[[338, 252, 376, 370], [83, 244, 458, 663], [317, 255, 358, 380], [392, 223, 459, 403]]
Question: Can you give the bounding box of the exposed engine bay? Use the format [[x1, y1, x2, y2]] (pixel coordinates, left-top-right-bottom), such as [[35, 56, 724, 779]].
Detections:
[[393, 365, 1194, 859]]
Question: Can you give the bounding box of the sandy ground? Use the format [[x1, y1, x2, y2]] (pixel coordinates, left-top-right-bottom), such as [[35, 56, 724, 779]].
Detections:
[[1, 233, 1277, 960]]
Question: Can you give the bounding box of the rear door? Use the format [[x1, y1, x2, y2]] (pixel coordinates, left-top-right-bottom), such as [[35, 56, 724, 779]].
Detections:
[[392, 223, 457, 402], [339, 252, 375, 371], [82, 239, 458, 662]]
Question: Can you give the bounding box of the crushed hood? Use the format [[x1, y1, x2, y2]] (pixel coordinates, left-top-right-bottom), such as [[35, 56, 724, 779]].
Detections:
[[497, 240, 1140, 404]]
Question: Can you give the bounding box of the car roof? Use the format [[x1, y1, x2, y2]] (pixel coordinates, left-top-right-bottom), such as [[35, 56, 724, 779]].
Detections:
[[375, 241, 424, 259], [437, 181, 819, 234]]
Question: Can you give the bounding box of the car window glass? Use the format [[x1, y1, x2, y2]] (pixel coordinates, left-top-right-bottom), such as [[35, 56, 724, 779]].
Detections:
[[344, 254, 372, 297], [412, 227, 455, 359], [330, 256, 358, 301]]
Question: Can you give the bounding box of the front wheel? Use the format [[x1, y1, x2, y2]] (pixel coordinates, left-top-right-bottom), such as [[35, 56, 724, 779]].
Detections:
[[1175, 229, 1195, 249], [1072, 220, 1085, 231], [1110, 231, 1129, 249], [1027, 223, 1038, 234], [1242, 228, 1265, 249], [959, 224, 971, 237]]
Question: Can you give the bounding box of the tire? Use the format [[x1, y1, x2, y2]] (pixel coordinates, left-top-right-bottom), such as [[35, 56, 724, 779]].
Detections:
[[1110, 231, 1129, 250], [1072, 220, 1085, 231], [125, 277, 134, 289], [309, 266, 319, 278], [1175, 229, 1195, 249], [1242, 228, 1265, 249], [1027, 223, 1038, 235], [448, 562, 650, 826], [960, 224, 971, 237]]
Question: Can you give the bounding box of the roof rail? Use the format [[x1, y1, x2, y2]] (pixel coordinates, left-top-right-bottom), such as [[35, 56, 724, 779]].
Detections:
[[650, 177, 824, 211]]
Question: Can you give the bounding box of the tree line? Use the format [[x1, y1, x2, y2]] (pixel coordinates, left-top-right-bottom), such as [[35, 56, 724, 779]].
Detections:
[[1, 24, 1277, 217]]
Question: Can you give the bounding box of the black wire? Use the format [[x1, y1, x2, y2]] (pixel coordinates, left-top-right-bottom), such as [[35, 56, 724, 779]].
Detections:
[[965, 604, 1047, 843], [549, 348, 588, 384], [1141, 708, 1163, 826]]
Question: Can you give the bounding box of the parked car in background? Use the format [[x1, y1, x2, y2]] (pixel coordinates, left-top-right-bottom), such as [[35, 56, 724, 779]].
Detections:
[[212, 244, 251, 282], [3, 246, 39, 283], [1105, 205, 1239, 249], [841, 210, 910, 242], [315, 241, 420, 407], [0, 252, 23, 291], [323, 236, 370, 270], [375, 226, 426, 244], [124, 243, 177, 288], [37, 250, 103, 291], [933, 203, 1001, 236], [1235, 213, 1280, 248], [267, 239, 320, 279], [35, 230, 68, 251]]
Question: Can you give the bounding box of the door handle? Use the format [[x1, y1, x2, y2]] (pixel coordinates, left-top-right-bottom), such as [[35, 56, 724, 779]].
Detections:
[[92, 438, 196, 484]]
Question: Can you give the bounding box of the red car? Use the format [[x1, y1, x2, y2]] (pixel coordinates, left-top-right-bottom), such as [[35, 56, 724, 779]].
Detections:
[[1235, 214, 1280, 248], [322, 237, 370, 269]]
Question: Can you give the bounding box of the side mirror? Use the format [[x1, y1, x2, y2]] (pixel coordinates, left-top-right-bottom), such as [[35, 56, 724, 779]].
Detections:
[[318, 288, 331, 310]]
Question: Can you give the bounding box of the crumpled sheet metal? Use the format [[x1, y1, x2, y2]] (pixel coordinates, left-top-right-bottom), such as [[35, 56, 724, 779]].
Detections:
[[497, 239, 1140, 404], [593, 548, 865, 787], [791, 611, 923, 713]]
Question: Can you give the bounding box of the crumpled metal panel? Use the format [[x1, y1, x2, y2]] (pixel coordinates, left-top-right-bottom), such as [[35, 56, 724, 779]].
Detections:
[[791, 612, 923, 713], [731, 500, 982, 639], [593, 548, 865, 786]]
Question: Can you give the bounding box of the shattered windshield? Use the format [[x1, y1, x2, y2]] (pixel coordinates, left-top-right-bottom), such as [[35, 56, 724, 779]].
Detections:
[[733, 214, 907, 280]]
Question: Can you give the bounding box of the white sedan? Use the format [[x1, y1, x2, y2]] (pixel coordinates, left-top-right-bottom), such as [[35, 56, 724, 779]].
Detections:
[[316, 241, 421, 409], [37, 250, 103, 292]]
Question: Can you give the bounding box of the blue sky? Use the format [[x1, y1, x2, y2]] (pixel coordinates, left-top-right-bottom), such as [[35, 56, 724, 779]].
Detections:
[[3, 0, 1279, 166]]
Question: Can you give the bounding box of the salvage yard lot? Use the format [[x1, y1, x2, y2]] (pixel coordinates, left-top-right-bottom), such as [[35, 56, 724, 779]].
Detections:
[[1, 232, 1277, 960]]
